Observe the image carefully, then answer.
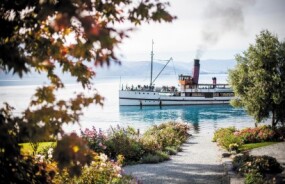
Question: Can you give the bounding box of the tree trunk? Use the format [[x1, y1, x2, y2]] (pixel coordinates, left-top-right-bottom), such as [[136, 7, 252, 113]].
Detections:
[[272, 109, 276, 128]]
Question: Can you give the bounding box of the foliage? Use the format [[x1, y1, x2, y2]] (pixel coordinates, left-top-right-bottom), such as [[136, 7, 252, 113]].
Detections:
[[275, 126, 285, 140], [20, 142, 56, 155], [0, 104, 54, 183], [140, 133, 162, 153], [244, 171, 264, 184], [233, 155, 283, 176], [164, 146, 178, 155], [235, 126, 279, 143], [81, 126, 107, 153], [213, 127, 243, 151], [219, 133, 243, 151], [104, 126, 144, 164], [82, 122, 190, 164], [0, 0, 175, 178], [53, 133, 95, 176], [143, 121, 191, 151], [212, 127, 236, 142], [141, 151, 170, 164], [54, 154, 136, 184], [229, 30, 285, 127], [213, 126, 285, 151]]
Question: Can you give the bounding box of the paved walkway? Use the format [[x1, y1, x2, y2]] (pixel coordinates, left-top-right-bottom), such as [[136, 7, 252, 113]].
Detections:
[[124, 133, 225, 184], [249, 142, 285, 166]]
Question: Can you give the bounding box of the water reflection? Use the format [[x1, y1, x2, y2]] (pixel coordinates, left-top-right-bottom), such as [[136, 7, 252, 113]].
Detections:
[[119, 105, 252, 133]]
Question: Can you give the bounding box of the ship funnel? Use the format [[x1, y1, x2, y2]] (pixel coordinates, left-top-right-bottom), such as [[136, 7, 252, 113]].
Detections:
[[212, 77, 217, 88], [192, 59, 200, 84]]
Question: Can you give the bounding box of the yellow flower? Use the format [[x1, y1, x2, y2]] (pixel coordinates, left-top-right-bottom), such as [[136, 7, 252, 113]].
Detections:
[[72, 145, 79, 153]]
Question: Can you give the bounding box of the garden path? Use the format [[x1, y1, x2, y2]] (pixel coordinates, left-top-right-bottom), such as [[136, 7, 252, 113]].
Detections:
[[124, 132, 226, 184], [249, 142, 285, 167]]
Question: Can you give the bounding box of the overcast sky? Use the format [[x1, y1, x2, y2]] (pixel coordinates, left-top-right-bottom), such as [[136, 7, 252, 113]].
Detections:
[[117, 0, 285, 62]]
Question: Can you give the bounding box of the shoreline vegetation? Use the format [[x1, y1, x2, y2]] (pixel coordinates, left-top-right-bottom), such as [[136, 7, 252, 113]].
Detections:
[[213, 125, 285, 183], [19, 122, 285, 183], [19, 122, 191, 183]]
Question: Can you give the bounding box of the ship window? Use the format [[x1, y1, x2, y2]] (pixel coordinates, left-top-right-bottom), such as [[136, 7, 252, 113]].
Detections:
[[139, 92, 140, 94], [143, 93, 145, 94], [154, 93, 155, 95], [147, 93, 149, 94], [185, 92, 192, 97], [219, 92, 234, 97], [205, 93, 213, 98]]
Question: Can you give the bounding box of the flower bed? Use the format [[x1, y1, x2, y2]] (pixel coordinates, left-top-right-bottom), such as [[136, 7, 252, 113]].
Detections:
[[235, 126, 281, 143], [232, 155, 283, 184], [11, 122, 190, 183], [213, 126, 284, 152], [81, 122, 191, 164]]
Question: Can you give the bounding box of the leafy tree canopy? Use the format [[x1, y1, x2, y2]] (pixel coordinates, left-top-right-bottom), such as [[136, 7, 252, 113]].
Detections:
[[229, 30, 285, 127], [0, 0, 175, 180]]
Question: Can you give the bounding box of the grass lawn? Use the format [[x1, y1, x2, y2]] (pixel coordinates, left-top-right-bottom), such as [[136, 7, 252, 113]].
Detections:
[[240, 142, 279, 151], [19, 142, 56, 155]]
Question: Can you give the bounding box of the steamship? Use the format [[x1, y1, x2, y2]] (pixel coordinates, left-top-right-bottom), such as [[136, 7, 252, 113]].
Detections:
[[119, 44, 234, 106]]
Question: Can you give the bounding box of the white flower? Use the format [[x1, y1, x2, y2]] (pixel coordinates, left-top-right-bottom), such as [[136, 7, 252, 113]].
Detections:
[[113, 165, 121, 172], [35, 154, 45, 162], [99, 153, 108, 162]]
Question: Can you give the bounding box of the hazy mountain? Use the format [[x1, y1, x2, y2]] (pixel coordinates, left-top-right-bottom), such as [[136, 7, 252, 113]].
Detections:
[[95, 59, 236, 77], [0, 59, 236, 80]]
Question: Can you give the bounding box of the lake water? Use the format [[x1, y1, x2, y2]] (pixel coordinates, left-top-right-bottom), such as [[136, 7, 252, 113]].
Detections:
[[0, 74, 258, 134]]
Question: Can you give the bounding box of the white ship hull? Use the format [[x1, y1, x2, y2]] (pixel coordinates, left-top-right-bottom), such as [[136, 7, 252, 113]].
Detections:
[[119, 90, 233, 106]]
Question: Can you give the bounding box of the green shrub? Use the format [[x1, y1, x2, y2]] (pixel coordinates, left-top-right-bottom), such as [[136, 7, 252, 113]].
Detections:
[[81, 122, 190, 165], [177, 146, 183, 152], [164, 146, 177, 155], [233, 155, 283, 176], [213, 127, 243, 151], [219, 133, 243, 151], [276, 126, 285, 140], [141, 153, 161, 163], [155, 151, 170, 161], [245, 171, 264, 184], [105, 126, 144, 163], [140, 133, 162, 153], [143, 122, 190, 151], [141, 151, 170, 163], [213, 127, 236, 142]]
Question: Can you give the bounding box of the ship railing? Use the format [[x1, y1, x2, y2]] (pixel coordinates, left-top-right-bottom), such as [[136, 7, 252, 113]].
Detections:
[[196, 84, 231, 89], [121, 84, 155, 91], [121, 84, 179, 93]]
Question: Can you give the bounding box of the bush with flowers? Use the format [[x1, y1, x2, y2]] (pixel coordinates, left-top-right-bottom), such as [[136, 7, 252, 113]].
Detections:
[[7, 122, 189, 183], [81, 126, 107, 153], [212, 127, 236, 142], [213, 125, 285, 151], [104, 126, 145, 164], [232, 154, 283, 182], [54, 153, 137, 184], [234, 125, 280, 143], [213, 127, 243, 151], [80, 122, 191, 164], [142, 122, 191, 152]]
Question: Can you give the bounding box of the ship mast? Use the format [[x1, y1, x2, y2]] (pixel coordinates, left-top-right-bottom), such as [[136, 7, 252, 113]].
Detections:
[[150, 40, 154, 87]]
